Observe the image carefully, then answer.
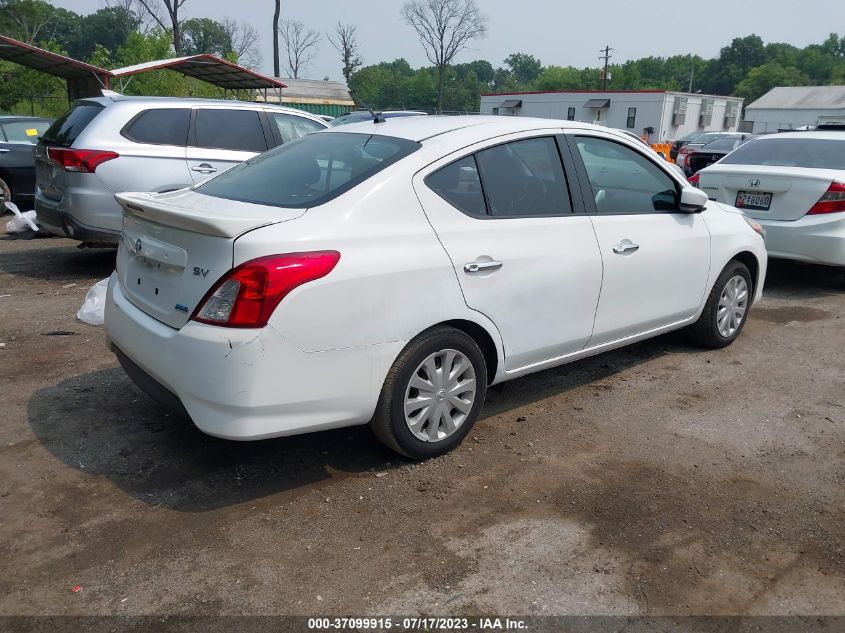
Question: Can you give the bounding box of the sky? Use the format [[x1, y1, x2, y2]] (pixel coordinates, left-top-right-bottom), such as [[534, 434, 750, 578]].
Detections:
[[53, 0, 845, 82]]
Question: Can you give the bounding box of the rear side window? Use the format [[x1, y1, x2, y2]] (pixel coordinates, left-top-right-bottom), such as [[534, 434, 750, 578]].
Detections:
[[426, 156, 486, 216], [123, 109, 190, 146], [192, 109, 267, 153], [272, 113, 325, 143], [477, 137, 572, 217], [41, 103, 103, 147], [1, 120, 51, 144], [720, 138, 845, 170], [197, 132, 420, 209]]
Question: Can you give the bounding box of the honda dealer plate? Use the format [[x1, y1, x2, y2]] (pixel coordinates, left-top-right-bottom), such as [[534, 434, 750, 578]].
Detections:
[[736, 190, 772, 211]]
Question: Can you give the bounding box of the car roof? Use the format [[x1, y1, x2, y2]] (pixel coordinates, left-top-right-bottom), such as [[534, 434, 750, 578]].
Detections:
[[0, 115, 52, 122], [322, 115, 615, 143], [77, 95, 326, 120], [756, 130, 845, 141]]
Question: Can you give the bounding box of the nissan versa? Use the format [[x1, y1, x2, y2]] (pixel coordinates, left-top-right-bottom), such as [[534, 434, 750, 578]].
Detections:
[[105, 116, 768, 459]]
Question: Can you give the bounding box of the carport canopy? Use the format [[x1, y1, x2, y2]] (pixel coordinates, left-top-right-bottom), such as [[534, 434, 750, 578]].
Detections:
[[0, 35, 110, 100], [584, 98, 611, 109], [109, 55, 287, 93]]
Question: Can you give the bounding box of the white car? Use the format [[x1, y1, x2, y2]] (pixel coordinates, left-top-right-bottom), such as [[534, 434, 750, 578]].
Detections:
[[105, 116, 767, 459], [696, 131, 845, 267]]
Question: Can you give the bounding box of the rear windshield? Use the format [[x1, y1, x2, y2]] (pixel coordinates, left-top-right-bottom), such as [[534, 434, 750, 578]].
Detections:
[[40, 103, 103, 147], [1, 120, 52, 144], [196, 132, 420, 208], [720, 138, 845, 169], [701, 137, 745, 152]]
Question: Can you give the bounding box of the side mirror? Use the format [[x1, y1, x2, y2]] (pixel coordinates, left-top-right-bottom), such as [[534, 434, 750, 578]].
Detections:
[[679, 185, 708, 213]]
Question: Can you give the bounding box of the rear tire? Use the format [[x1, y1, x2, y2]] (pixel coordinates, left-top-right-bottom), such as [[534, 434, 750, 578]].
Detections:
[[370, 326, 487, 459], [689, 260, 752, 349], [0, 177, 11, 210]]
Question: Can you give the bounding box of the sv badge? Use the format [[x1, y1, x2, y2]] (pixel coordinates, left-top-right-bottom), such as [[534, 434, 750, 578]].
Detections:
[[193, 267, 210, 277]]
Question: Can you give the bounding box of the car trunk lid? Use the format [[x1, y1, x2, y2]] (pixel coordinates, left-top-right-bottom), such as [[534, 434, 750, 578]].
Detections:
[[115, 189, 305, 329], [698, 165, 840, 221]]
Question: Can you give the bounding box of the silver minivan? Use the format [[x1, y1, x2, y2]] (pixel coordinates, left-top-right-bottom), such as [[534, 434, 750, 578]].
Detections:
[[35, 95, 329, 245]]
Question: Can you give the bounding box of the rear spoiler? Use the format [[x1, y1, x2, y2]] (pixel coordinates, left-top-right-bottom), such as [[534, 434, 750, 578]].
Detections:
[[115, 192, 279, 239]]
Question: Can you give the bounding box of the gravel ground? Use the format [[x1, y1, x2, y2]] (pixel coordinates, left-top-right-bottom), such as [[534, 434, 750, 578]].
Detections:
[[0, 235, 843, 618]]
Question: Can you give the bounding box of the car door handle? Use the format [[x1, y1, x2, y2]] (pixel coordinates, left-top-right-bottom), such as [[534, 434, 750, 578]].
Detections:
[[0, 148, 9, 153], [191, 163, 217, 174], [613, 241, 640, 254], [464, 260, 503, 273]]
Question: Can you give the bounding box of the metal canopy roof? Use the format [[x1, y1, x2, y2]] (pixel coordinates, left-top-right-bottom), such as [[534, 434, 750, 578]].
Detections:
[[584, 98, 611, 108], [746, 86, 845, 110], [499, 99, 523, 108], [109, 55, 287, 91], [0, 35, 110, 99]]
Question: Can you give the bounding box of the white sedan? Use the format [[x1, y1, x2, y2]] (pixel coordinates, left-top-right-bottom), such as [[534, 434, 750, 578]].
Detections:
[[105, 116, 767, 459], [696, 131, 845, 267]]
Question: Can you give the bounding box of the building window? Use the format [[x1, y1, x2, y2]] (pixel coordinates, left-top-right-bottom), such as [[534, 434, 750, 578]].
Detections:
[[492, 107, 499, 116], [626, 107, 637, 128], [567, 107, 576, 121]]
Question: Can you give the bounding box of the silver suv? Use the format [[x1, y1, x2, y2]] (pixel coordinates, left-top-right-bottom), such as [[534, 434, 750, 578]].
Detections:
[[35, 95, 328, 245]]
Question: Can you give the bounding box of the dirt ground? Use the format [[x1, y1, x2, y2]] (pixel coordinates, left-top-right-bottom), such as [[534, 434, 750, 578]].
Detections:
[[0, 234, 843, 618]]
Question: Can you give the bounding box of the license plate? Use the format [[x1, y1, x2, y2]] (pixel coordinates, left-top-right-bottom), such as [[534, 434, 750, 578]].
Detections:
[[736, 190, 772, 211]]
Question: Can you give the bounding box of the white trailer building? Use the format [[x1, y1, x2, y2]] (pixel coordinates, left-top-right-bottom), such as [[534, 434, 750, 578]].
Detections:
[[480, 90, 744, 143], [743, 86, 845, 133]]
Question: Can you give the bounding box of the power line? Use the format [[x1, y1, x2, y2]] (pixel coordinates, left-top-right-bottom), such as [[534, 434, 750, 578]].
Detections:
[[599, 45, 614, 90]]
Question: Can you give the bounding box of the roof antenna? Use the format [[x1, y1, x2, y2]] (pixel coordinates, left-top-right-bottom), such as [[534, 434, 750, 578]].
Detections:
[[349, 89, 385, 123]]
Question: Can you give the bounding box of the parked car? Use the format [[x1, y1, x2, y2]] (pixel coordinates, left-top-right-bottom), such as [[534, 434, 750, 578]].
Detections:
[[329, 110, 427, 126], [105, 116, 767, 459], [676, 133, 754, 175], [34, 96, 329, 246], [0, 115, 53, 208], [618, 129, 688, 179], [670, 131, 707, 160], [696, 131, 845, 268], [685, 135, 756, 177]]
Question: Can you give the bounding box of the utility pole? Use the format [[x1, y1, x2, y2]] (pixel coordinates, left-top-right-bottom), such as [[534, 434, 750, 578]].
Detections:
[[689, 54, 695, 93], [599, 45, 613, 90]]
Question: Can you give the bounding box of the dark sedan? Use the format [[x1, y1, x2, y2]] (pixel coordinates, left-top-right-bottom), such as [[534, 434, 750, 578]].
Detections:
[[686, 135, 756, 176], [0, 116, 53, 208]]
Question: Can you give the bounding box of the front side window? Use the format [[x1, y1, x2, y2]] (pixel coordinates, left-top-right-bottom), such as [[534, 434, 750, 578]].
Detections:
[[193, 109, 267, 153], [575, 136, 678, 214], [123, 109, 190, 146], [626, 107, 637, 128], [272, 113, 325, 144], [197, 132, 420, 209], [476, 137, 572, 217]]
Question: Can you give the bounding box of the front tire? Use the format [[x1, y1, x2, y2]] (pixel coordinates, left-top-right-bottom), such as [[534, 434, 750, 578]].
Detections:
[[370, 326, 487, 459], [689, 260, 752, 349]]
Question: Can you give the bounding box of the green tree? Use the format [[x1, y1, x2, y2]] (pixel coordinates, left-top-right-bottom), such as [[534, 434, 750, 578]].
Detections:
[[734, 62, 811, 103], [182, 17, 231, 56], [504, 52, 542, 84]]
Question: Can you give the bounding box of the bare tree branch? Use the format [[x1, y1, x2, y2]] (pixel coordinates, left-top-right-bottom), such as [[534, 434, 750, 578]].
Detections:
[[278, 19, 320, 79], [401, 0, 487, 111], [221, 17, 262, 69], [327, 22, 362, 85], [136, 0, 189, 55]]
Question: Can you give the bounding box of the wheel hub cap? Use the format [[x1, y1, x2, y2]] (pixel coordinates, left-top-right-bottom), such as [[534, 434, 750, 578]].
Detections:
[[404, 349, 477, 443], [717, 274, 748, 338]]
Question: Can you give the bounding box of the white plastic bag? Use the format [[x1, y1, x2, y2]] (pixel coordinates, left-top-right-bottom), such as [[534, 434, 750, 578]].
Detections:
[[77, 278, 110, 325], [4, 201, 39, 234]]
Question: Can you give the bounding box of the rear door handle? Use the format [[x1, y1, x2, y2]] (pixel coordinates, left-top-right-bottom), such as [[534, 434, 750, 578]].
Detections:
[[464, 260, 503, 273], [191, 163, 217, 174], [0, 148, 10, 153], [613, 241, 640, 255]]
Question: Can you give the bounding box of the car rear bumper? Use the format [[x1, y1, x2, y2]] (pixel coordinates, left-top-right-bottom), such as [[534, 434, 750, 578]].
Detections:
[[757, 212, 845, 267], [105, 275, 402, 440], [34, 175, 122, 244]]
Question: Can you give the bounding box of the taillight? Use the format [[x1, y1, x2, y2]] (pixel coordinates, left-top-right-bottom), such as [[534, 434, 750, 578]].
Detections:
[[678, 146, 691, 155], [808, 181, 845, 215], [684, 152, 693, 167], [191, 251, 340, 328], [47, 147, 119, 173], [687, 173, 700, 187]]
